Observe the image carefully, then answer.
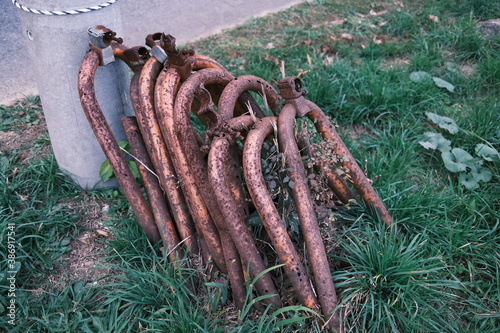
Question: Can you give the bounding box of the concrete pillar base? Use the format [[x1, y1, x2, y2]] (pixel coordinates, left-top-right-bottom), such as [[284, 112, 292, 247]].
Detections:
[[17, 0, 133, 189]]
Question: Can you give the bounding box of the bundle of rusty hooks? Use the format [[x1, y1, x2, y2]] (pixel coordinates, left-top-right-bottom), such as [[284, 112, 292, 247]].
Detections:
[[78, 26, 392, 332]]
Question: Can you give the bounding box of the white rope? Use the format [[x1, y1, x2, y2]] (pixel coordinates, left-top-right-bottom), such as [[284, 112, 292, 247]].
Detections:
[[11, 0, 118, 16]]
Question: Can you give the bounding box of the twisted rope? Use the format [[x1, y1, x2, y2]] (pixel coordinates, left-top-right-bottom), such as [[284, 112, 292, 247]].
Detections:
[[11, 0, 118, 16]]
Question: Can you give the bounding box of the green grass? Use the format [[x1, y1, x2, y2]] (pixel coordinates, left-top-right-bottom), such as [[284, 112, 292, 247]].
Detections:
[[1, 0, 499, 332]]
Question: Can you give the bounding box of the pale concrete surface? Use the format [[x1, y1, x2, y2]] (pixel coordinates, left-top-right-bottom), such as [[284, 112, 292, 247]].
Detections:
[[0, 0, 307, 106], [15, 0, 132, 189]]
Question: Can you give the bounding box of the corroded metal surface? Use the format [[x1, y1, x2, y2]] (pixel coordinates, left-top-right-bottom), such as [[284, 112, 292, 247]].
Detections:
[[79, 31, 394, 328], [218, 75, 282, 122], [121, 116, 182, 263], [77, 49, 160, 243], [243, 117, 319, 310], [155, 66, 226, 271], [137, 55, 199, 252], [208, 126, 281, 308], [174, 68, 239, 275], [278, 104, 340, 331]]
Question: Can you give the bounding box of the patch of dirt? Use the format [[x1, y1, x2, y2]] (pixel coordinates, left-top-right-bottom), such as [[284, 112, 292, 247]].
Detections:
[[458, 63, 476, 78], [343, 124, 376, 141], [56, 199, 113, 284], [5, 111, 116, 294], [0, 113, 52, 163], [381, 56, 411, 70], [478, 18, 500, 39], [31, 197, 114, 296]]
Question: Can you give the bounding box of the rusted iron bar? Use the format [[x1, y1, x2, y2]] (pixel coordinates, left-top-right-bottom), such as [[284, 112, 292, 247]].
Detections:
[[121, 116, 183, 263], [137, 45, 200, 253], [305, 100, 393, 225], [155, 66, 226, 272], [243, 117, 320, 310], [206, 74, 279, 222], [208, 116, 281, 308], [278, 104, 340, 332], [217, 75, 282, 122], [78, 48, 160, 243], [111, 43, 149, 71], [220, 228, 247, 309], [174, 68, 246, 280]]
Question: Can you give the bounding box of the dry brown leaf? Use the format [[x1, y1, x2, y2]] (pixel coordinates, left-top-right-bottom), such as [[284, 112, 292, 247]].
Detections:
[[330, 18, 346, 25], [265, 42, 275, 49], [96, 229, 110, 237], [265, 55, 280, 65], [373, 36, 383, 44], [324, 55, 335, 65], [369, 9, 388, 16], [341, 33, 354, 41], [428, 14, 439, 23]]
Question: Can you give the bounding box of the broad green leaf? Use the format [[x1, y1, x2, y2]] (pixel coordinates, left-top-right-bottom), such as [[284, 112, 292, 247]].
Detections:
[[460, 166, 492, 190], [441, 148, 475, 173], [425, 112, 459, 134], [459, 172, 479, 189], [474, 166, 492, 182], [127, 160, 140, 180], [418, 132, 451, 152], [475, 144, 500, 162], [410, 71, 431, 82], [117, 140, 129, 150], [432, 77, 455, 92], [99, 160, 114, 182], [99, 141, 132, 182]]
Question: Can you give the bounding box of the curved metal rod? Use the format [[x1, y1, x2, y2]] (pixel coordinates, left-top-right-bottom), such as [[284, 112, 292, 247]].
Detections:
[[190, 54, 231, 73], [208, 116, 281, 309], [278, 104, 341, 331], [155, 66, 226, 272], [305, 100, 392, 225], [220, 228, 247, 309], [78, 49, 160, 243], [121, 116, 183, 263], [111, 43, 149, 71], [217, 75, 282, 122], [243, 117, 320, 310], [207, 73, 280, 225], [174, 68, 248, 279], [137, 55, 199, 251]]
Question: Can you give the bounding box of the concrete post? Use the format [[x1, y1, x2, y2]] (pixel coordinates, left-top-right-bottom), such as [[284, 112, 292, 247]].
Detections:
[[15, 0, 133, 189]]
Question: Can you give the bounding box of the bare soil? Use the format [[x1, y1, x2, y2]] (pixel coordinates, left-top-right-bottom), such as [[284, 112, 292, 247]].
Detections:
[[1, 109, 113, 293]]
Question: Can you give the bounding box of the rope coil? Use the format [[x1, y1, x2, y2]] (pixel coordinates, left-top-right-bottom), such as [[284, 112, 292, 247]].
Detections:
[[11, 0, 118, 16]]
